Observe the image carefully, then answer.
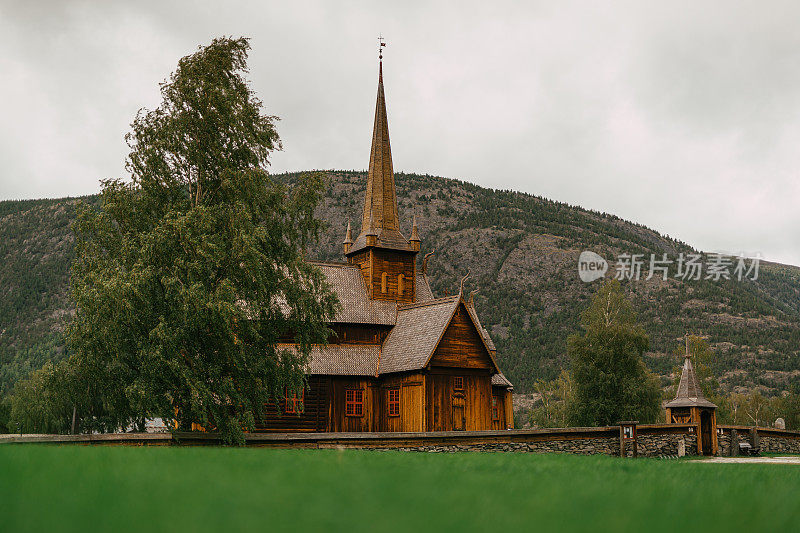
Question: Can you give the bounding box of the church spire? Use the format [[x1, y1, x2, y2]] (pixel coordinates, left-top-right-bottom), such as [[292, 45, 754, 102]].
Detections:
[[346, 39, 415, 255]]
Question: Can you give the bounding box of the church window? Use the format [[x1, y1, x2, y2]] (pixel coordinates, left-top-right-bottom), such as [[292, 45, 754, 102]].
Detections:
[[453, 376, 464, 391], [285, 388, 304, 414], [345, 389, 364, 417], [397, 274, 404, 296], [491, 396, 500, 421], [381, 272, 388, 293], [388, 388, 400, 417]]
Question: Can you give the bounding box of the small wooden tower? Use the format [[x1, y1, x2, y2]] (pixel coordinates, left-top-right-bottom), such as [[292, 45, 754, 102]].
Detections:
[[665, 335, 718, 455], [344, 50, 420, 303]]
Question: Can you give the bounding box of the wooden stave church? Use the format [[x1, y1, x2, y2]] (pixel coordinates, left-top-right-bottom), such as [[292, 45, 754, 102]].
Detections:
[[253, 57, 514, 433]]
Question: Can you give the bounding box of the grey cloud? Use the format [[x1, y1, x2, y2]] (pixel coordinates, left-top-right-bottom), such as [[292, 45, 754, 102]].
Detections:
[[0, 0, 798, 266]]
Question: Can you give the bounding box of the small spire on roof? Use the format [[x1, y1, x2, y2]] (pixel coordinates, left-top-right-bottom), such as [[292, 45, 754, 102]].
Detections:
[[343, 220, 353, 244], [343, 219, 354, 254], [408, 215, 421, 251]]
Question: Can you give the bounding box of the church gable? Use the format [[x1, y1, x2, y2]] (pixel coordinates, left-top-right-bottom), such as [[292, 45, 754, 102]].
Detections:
[[429, 303, 495, 371]]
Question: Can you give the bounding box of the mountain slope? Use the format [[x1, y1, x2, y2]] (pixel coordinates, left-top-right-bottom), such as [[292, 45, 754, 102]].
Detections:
[[1, 171, 799, 395]]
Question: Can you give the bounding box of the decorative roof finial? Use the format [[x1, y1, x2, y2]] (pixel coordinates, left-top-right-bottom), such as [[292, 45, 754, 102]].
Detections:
[[422, 250, 435, 275], [459, 270, 470, 296], [468, 289, 479, 307]]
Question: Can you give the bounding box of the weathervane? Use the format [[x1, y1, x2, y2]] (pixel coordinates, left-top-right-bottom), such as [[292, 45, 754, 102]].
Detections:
[[378, 35, 386, 60]]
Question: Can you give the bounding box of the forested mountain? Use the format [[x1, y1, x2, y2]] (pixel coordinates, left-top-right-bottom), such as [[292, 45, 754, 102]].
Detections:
[[2, 171, 799, 397]]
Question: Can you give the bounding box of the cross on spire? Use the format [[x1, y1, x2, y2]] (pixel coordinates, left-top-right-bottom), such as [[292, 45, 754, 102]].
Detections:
[[378, 36, 386, 80]]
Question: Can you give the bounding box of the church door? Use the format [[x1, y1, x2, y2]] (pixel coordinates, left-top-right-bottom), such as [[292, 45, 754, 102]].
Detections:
[[700, 410, 713, 455], [452, 395, 466, 431]]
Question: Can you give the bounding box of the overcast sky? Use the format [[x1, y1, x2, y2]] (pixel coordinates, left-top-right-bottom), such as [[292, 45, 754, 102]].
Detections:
[[2, 1, 799, 266]]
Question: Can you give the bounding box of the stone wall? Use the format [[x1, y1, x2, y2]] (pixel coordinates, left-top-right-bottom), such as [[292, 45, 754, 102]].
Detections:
[[760, 434, 800, 454], [717, 426, 800, 456], [391, 436, 620, 455], [11, 424, 779, 458], [635, 433, 698, 457]]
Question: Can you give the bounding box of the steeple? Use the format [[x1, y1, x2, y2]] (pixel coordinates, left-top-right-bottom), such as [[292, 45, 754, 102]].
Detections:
[[346, 42, 415, 256]]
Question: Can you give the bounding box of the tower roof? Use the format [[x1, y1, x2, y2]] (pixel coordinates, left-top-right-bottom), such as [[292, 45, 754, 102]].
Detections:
[[665, 340, 717, 409], [347, 55, 414, 255]]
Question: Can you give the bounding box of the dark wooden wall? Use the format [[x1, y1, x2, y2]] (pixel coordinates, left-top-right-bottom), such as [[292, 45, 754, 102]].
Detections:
[[328, 377, 376, 432], [329, 324, 390, 345], [253, 375, 330, 432]]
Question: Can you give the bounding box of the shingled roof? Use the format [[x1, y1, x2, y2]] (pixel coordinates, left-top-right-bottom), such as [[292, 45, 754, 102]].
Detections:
[[309, 262, 434, 325], [280, 344, 380, 376], [378, 296, 460, 374], [378, 296, 502, 375], [665, 351, 717, 409], [491, 372, 513, 389], [463, 301, 496, 353]]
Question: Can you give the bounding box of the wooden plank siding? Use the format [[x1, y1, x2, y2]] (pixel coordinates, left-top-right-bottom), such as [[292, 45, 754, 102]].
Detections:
[[429, 304, 493, 370], [369, 250, 416, 303], [253, 376, 330, 432], [257, 298, 510, 433], [328, 377, 376, 432], [375, 373, 426, 432], [491, 387, 514, 430], [347, 248, 416, 303], [329, 324, 391, 344], [425, 371, 492, 431]]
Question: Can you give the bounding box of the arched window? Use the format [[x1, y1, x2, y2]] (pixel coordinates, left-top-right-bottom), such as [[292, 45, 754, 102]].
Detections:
[[397, 274, 405, 296], [381, 272, 388, 293]]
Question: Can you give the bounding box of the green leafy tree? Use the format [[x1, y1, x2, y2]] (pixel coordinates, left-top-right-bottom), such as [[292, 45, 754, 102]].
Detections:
[[529, 370, 574, 428], [567, 280, 661, 426], [7, 361, 74, 434], [773, 385, 800, 430], [65, 37, 338, 444]]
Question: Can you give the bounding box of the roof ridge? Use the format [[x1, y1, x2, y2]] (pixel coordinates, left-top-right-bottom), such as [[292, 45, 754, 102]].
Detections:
[[308, 260, 355, 268], [397, 295, 459, 311]]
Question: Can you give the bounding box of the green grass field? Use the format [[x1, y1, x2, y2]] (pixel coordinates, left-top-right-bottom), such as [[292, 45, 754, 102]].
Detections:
[[1, 446, 799, 532]]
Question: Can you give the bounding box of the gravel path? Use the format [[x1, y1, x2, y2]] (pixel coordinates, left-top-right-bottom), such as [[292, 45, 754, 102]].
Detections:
[[697, 456, 800, 464]]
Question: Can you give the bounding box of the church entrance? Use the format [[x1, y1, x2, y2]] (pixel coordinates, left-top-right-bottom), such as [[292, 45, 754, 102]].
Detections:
[[452, 396, 466, 431], [700, 410, 713, 455]]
